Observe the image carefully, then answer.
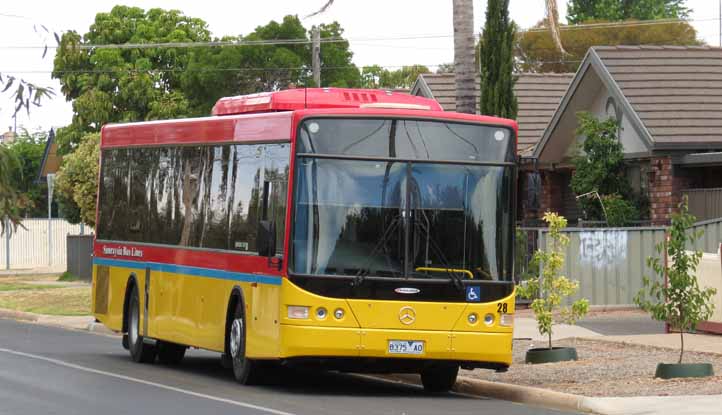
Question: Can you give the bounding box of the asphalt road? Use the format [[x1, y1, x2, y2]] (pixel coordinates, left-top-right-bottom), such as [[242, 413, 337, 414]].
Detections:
[[0, 318, 577, 415]]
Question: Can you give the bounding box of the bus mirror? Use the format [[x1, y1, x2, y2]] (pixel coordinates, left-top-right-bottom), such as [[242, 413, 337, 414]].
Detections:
[[258, 220, 276, 257]]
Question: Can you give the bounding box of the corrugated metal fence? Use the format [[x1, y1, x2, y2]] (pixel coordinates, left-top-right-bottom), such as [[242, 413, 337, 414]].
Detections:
[[536, 226, 667, 307], [687, 218, 722, 254], [683, 188, 722, 222], [67, 234, 94, 281], [1, 218, 88, 270], [522, 218, 722, 307]]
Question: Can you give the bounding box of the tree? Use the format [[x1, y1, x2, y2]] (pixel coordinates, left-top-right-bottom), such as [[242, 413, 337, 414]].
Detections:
[[479, 0, 517, 119], [360, 65, 430, 89], [182, 16, 359, 113], [635, 198, 716, 364], [55, 133, 100, 227], [517, 19, 699, 73], [570, 112, 639, 224], [453, 0, 476, 114], [6, 129, 48, 217], [568, 0, 690, 24], [517, 212, 589, 350], [0, 145, 31, 234], [316, 22, 361, 87], [53, 6, 211, 152]]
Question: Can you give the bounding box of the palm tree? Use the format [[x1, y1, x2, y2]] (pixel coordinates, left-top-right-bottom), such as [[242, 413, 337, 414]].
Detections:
[[452, 0, 476, 114], [545, 0, 566, 54]]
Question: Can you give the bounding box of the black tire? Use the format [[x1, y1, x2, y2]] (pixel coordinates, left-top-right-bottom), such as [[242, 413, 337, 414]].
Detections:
[[127, 284, 156, 363], [227, 300, 261, 385], [157, 341, 186, 365], [420, 364, 459, 393]]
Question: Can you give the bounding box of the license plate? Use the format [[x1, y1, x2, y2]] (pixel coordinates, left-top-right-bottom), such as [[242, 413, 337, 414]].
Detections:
[[388, 340, 424, 355]]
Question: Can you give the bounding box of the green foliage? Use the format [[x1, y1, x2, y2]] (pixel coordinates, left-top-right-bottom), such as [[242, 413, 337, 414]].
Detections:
[[635, 198, 716, 364], [7, 130, 49, 217], [602, 194, 639, 227], [0, 144, 32, 234], [360, 64, 431, 89], [58, 271, 81, 282], [567, 0, 690, 24], [479, 0, 517, 119], [516, 19, 699, 73], [571, 112, 638, 223], [517, 212, 589, 349], [55, 133, 100, 227], [53, 6, 210, 150]]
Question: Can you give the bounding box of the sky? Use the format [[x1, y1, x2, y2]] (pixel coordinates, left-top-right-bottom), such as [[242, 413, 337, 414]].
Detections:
[[0, 0, 719, 133]]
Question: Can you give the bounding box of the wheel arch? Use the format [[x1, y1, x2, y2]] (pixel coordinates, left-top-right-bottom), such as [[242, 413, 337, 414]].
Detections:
[[122, 273, 139, 334], [224, 285, 246, 355]]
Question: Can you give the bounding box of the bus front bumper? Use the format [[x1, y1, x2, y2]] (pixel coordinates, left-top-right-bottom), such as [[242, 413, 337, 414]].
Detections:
[[278, 324, 512, 369]]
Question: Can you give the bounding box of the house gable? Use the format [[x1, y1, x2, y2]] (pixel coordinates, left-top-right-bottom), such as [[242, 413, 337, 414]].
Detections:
[[533, 49, 654, 165]]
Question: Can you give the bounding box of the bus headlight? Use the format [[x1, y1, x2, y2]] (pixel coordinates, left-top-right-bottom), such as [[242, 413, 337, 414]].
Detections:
[[287, 306, 309, 319], [316, 307, 327, 320], [500, 313, 514, 327], [467, 313, 478, 324], [484, 313, 495, 326], [333, 308, 345, 319]]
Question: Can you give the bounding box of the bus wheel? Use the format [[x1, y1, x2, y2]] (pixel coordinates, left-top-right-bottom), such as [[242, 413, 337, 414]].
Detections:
[[420, 364, 459, 393], [228, 301, 260, 385], [127, 284, 156, 363], [157, 341, 186, 365]]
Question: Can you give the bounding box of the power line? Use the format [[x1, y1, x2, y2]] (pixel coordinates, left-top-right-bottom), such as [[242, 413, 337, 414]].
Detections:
[[1, 17, 720, 51]]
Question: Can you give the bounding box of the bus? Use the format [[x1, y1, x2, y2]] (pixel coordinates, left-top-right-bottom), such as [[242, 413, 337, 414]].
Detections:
[[92, 88, 517, 392]]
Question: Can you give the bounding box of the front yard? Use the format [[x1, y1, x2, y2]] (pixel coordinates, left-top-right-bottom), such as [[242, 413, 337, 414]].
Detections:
[[0, 275, 91, 316], [463, 337, 722, 397]]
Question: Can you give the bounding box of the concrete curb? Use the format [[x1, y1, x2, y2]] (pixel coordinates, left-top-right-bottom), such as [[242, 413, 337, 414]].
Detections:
[[0, 308, 39, 322], [0, 308, 117, 336], [384, 373, 594, 413]]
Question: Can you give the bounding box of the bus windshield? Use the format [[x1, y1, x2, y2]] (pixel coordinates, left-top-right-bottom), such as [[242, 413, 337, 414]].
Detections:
[[290, 118, 515, 282]]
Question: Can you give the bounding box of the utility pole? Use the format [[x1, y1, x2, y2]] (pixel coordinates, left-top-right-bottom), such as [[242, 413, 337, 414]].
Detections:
[[312, 26, 321, 87]]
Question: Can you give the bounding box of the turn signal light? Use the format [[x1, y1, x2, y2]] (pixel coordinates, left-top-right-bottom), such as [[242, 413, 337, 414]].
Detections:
[[500, 313, 514, 327], [287, 306, 309, 319]]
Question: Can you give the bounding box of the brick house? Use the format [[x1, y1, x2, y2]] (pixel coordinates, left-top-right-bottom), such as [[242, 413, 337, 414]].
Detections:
[[411, 72, 574, 155], [532, 46, 722, 224]]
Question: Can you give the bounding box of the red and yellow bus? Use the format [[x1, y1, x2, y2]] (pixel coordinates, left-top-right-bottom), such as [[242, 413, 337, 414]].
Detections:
[[92, 88, 517, 392]]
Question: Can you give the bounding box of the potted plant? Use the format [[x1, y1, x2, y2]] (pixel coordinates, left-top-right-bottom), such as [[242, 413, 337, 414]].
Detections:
[[518, 212, 589, 364], [634, 197, 717, 379]]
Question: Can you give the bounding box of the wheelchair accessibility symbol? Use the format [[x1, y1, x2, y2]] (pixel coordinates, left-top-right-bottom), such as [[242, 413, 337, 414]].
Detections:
[[466, 286, 481, 302]]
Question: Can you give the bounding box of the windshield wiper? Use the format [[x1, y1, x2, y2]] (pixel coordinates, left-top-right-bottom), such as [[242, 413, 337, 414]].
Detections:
[[353, 215, 402, 288], [412, 210, 466, 292]]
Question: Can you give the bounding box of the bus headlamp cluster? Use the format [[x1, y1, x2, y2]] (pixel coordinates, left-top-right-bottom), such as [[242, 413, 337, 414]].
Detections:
[[287, 305, 345, 320]]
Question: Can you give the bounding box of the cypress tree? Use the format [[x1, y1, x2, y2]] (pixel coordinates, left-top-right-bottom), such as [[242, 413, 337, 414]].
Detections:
[[479, 0, 517, 119]]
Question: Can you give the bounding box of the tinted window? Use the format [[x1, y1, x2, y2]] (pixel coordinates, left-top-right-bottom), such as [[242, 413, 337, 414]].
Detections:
[[297, 118, 515, 162], [97, 143, 290, 254]]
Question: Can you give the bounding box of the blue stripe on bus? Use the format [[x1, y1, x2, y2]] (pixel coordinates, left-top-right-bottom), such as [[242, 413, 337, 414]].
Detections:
[[92, 257, 282, 286]]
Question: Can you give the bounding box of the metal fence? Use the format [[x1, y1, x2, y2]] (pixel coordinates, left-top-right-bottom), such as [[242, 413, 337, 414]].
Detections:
[[683, 188, 722, 222], [519, 226, 667, 307], [519, 218, 722, 307], [67, 234, 94, 281], [687, 218, 722, 254], [1, 218, 89, 270]]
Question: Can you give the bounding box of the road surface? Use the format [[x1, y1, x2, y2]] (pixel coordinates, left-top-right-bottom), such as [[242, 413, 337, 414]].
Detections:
[[0, 318, 576, 415]]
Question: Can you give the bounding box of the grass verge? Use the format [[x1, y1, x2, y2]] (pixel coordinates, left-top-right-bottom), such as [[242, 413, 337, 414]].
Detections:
[[0, 278, 90, 316]]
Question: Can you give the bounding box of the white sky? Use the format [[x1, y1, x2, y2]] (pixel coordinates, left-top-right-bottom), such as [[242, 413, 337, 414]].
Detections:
[[0, 0, 719, 132]]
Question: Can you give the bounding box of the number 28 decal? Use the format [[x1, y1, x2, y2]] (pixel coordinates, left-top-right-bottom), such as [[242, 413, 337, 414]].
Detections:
[[496, 302, 508, 313]]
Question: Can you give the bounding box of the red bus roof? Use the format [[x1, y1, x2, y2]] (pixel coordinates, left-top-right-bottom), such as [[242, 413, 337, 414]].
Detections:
[[212, 88, 443, 115], [101, 89, 518, 149]]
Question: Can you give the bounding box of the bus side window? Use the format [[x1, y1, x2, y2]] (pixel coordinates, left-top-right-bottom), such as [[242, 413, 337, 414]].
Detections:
[[228, 144, 264, 253]]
